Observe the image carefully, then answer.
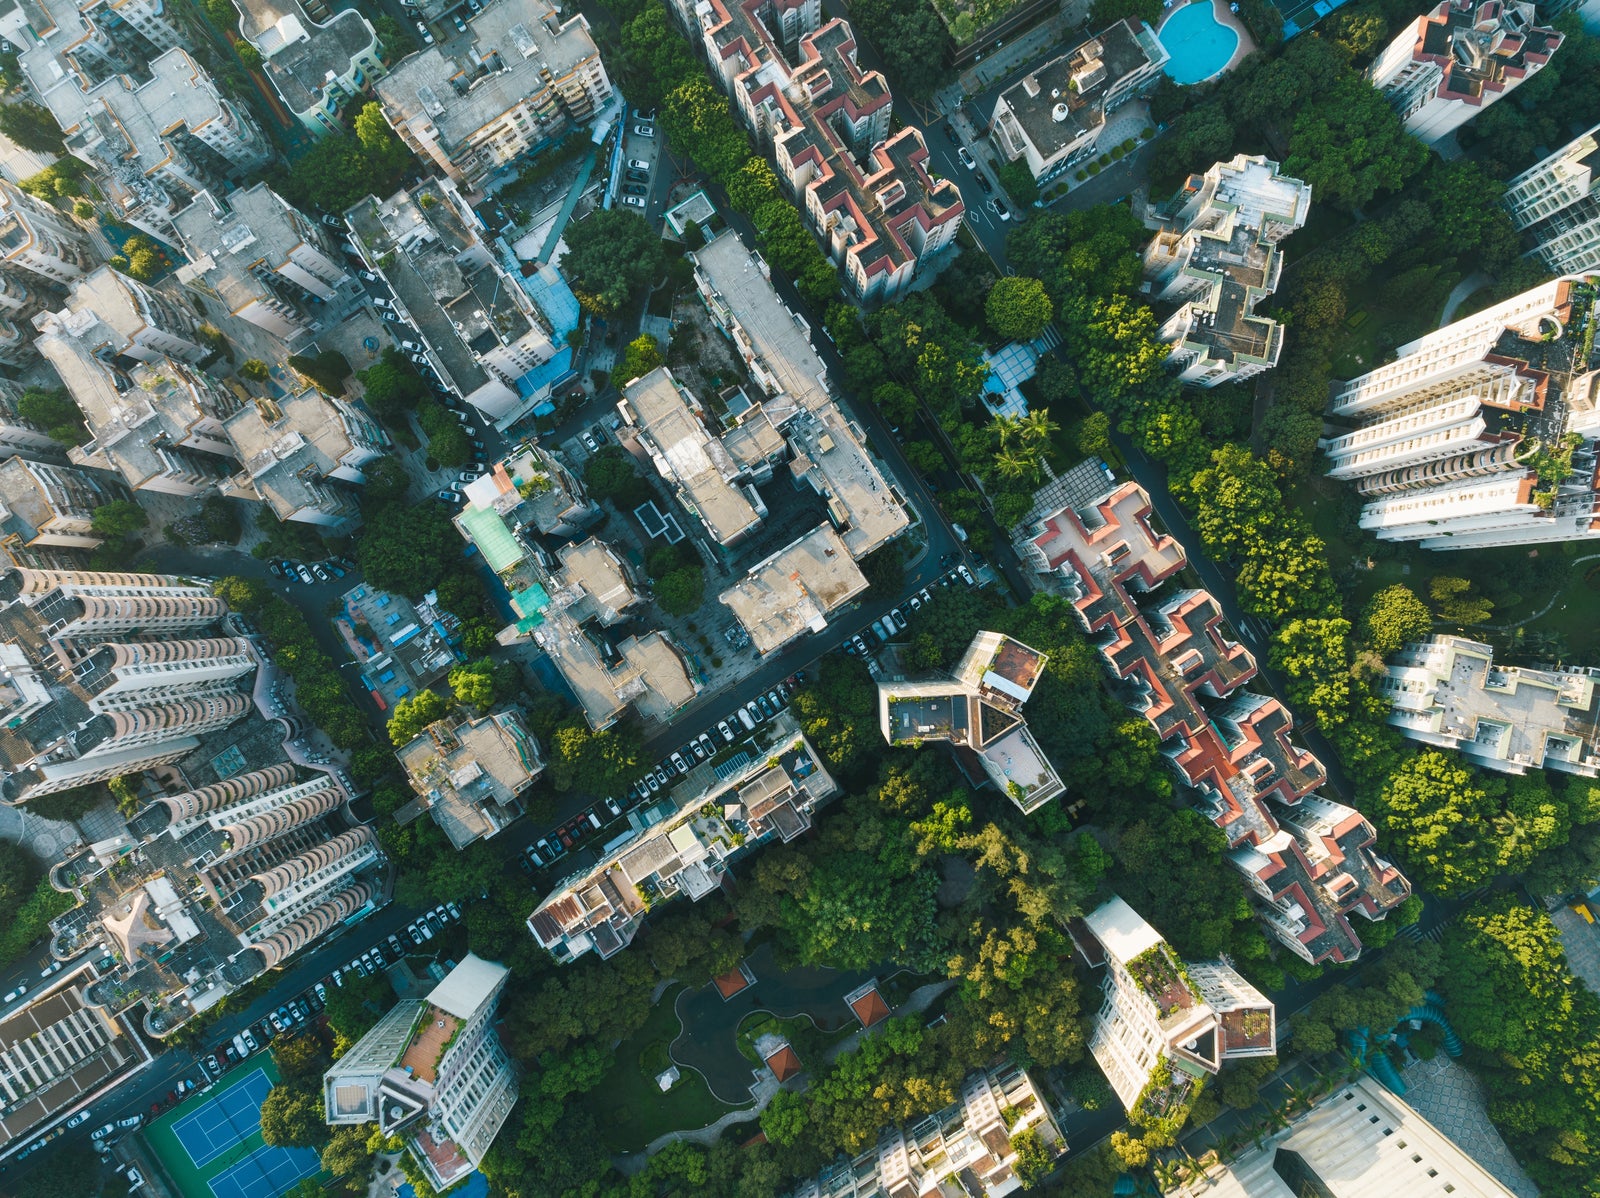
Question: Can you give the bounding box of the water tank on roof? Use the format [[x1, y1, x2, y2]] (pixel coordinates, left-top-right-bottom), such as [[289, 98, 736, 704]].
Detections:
[[1052, 103, 1069, 123]]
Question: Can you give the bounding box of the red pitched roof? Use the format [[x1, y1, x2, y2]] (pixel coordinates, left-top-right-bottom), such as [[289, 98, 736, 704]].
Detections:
[[763, 1043, 803, 1082], [713, 966, 752, 1000], [848, 986, 890, 1028]]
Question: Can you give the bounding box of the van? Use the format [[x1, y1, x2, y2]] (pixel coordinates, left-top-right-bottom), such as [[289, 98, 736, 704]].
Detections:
[[232, 1034, 248, 1058], [585, 809, 602, 831], [419, 921, 435, 941], [737, 707, 757, 732]]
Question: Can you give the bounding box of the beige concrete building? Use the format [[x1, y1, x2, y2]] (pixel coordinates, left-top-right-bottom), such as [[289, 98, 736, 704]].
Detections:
[[0, 457, 132, 550], [233, 0, 384, 136], [394, 709, 545, 850], [719, 524, 867, 656], [0, 179, 96, 287], [1502, 124, 1600, 275], [40, 267, 211, 366]]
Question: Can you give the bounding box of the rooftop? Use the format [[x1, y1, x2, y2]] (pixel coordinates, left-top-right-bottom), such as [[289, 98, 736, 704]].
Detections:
[[718, 524, 868, 654], [1412, 0, 1561, 103], [996, 20, 1165, 159], [234, 0, 377, 114]]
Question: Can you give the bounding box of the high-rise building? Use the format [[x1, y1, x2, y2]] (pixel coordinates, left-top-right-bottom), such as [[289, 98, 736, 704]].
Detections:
[[1321, 272, 1600, 550], [1166, 1073, 1518, 1197], [1142, 155, 1311, 387], [0, 180, 97, 287], [1502, 124, 1600, 275], [0, 567, 256, 802], [1368, 0, 1562, 146], [172, 184, 354, 341], [672, 0, 962, 302], [323, 955, 518, 1191], [1075, 896, 1275, 1114], [41, 267, 211, 365], [1019, 473, 1410, 963], [0, 457, 133, 550], [1380, 634, 1600, 777], [374, 2, 612, 189], [990, 20, 1169, 184], [232, 0, 384, 136], [394, 708, 545, 849], [877, 629, 1066, 814]]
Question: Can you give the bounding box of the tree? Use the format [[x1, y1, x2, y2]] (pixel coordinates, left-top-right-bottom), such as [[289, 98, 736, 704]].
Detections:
[[1009, 1127, 1054, 1189], [1376, 751, 1501, 894], [354, 499, 461, 597], [1359, 584, 1432, 655], [17, 385, 89, 446], [847, 0, 949, 99], [611, 333, 663, 389], [272, 1033, 326, 1082], [240, 359, 270, 383], [259, 1085, 329, 1148], [91, 499, 149, 539], [0, 100, 65, 153], [357, 348, 428, 423], [584, 446, 649, 507], [996, 160, 1040, 207], [1284, 73, 1428, 209], [449, 660, 497, 711], [760, 1088, 808, 1146], [1428, 575, 1494, 624], [986, 276, 1054, 342], [234, 38, 263, 69], [388, 688, 450, 746], [1089, 0, 1162, 26], [561, 209, 667, 315], [320, 1123, 374, 1179], [655, 565, 705, 616], [548, 719, 644, 794], [1269, 618, 1353, 729]]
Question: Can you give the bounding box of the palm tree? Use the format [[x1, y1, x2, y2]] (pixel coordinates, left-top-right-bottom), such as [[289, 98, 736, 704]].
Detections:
[[989, 413, 1023, 450], [1018, 408, 1061, 449], [994, 448, 1037, 482]]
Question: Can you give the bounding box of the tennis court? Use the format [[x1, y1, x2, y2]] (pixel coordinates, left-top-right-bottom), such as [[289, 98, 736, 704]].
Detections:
[[144, 1055, 325, 1198]]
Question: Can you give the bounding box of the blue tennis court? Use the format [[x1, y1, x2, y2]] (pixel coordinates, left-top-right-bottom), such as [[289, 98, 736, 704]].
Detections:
[[208, 1142, 321, 1198], [172, 1068, 273, 1169]]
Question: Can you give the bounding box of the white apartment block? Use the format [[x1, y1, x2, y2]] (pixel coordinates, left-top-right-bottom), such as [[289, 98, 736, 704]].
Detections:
[[1368, 0, 1562, 146], [1143, 155, 1310, 388], [324, 955, 517, 1191], [0, 567, 257, 802], [36, 319, 241, 497], [1502, 124, 1600, 274], [1078, 897, 1275, 1114], [787, 1063, 1063, 1198], [21, 34, 271, 234], [41, 267, 211, 365], [173, 184, 352, 342], [990, 19, 1169, 183], [677, 0, 961, 303], [394, 709, 545, 850], [233, 0, 384, 136], [0, 456, 132, 549], [0, 180, 97, 287], [1381, 635, 1600, 778], [1322, 272, 1600, 550], [374, 2, 611, 189], [1170, 1074, 1517, 1198]]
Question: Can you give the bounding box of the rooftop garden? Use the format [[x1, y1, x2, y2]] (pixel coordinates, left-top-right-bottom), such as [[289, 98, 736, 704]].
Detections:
[[1127, 944, 1196, 1019]]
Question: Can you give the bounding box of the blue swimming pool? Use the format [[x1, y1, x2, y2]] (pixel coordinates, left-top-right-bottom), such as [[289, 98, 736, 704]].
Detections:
[[1158, 2, 1241, 85]]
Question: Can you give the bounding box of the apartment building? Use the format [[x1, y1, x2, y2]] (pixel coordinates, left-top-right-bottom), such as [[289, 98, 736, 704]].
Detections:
[[1074, 896, 1275, 1115], [346, 182, 575, 428], [620, 367, 764, 548], [0, 180, 97, 288], [1502, 124, 1600, 274], [464, 444, 596, 537], [394, 708, 545, 849], [172, 184, 353, 341], [1143, 155, 1311, 388], [222, 385, 388, 532], [1321, 272, 1600, 550], [22, 44, 272, 234], [453, 473, 699, 730], [1170, 1074, 1517, 1198], [1020, 479, 1410, 963], [374, 2, 611, 189], [0, 457, 131, 551], [233, 0, 384, 136], [990, 20, 1169, 183], [0, 390, 63, 461], [878, 629, 1066, 814], [786, 1062, 1063, 1198], [0, 567, 259, 803], [720, 524, 868, 656], [530, 712, 836, 961], [674, 0, 961, 302], [339, 584, 463, 713], [1381, 634, 1600, 777], [0, 961, 155, 1161], [1369, 0, 1562, 146], [324, 955, 517, 1191], [35, 326, 240, 497], [40, 267, 211, 366]]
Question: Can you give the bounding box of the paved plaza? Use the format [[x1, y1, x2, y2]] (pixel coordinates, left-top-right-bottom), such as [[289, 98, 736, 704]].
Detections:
[[1401, 1055, 1539, 1198]]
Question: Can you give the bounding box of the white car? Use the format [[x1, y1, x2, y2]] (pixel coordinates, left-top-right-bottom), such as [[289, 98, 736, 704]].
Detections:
[[66, 1109, 92, 1129], [957, 146, 976, 170], [628, 158, 651, 171], [39, 960, 62, 979], [90, 1123, 116, 1141], [3, 983, 26, 1003], [633, 124, 655, 138], [622, 196, 646, 208]]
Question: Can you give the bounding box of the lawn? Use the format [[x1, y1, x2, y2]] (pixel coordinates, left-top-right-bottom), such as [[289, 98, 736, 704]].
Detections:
[[581, 984, 748, 1152]]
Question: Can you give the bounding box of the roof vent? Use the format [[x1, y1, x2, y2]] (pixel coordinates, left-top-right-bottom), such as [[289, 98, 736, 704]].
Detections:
[[1052, 103, 1069, 123]]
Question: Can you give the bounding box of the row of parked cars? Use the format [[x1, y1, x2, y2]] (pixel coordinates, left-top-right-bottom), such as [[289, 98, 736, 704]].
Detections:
[[844, 566, 974, 657], [332, 903, 461, 985], [270, 556, 353, 586]]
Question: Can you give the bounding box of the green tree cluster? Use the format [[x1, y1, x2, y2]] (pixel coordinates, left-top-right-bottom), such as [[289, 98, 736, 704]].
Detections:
[[17, 385, 89, 446], [561, 208, 668, 316], [0, 100, 64, 153], [272, 102, 414, 214], [288, 349, 352, 396], [610, 332, 664, 389], [387, 688, 450, 746]]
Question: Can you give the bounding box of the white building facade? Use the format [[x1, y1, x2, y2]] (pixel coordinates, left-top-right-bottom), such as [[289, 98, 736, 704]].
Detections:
[[1502, 124, 1600, 275]]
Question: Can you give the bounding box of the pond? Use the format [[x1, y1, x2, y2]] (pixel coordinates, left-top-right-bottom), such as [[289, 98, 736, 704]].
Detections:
[[1159, 1, 1241, 86]]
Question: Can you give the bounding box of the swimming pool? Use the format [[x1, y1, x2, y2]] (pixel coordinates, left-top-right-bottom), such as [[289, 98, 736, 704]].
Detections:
[[1158, 2, 1241, 85]]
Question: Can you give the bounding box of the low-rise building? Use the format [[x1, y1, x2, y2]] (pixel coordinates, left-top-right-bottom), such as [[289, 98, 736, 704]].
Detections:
[[339, 585, 463, 713], [1167, 1073, 1518, 1198], [233, 0, 384, 136], [1502, 124, 1600, 275], [394, 709, 544, 849], [990, 20, 1169, 183], [785, 1062, 1063, 1198], [878, 629, 1065, 814], [222, 385, 388, 532], [0, 458, 132, 551], [1075, 896, 1275, 1115], [0, 961, 155, 1160], [1381, 635, 1600, 777], [553, 537, 642, 626], [1020, 476, 1410, 963], [719, 524, 868, 656], [1143, 155, 1310, 388], [374, 1, 611, 189], [529, 712, 836, 961], [1368, 0, 1561, 146], [672, 0, 961, 302], [172, 184, 354, 342], [479, 445, 598, 538], [323, 955, 517, 1190]]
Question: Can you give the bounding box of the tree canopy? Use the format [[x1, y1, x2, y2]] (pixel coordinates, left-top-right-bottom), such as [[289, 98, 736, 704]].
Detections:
[[985, 276, 1054, 342], [560, 208, 667, 315]]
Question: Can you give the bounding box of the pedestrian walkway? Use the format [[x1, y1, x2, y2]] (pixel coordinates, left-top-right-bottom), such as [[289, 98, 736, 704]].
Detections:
[[1552, 903, 1600, 995], [1401, 1055, 1539, 1198]]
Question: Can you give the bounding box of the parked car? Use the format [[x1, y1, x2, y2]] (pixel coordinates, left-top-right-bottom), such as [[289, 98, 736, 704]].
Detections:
[[415, 19, 434, 43], [633, 123, 655, 137], [452, 12, 466, 30], [757, 694, 775, 718], [437, 490, 463, 504], [117, 1115, 142, 1131], [38, 960, 62, 978], [957, 565, 975, 586], [745, 700, 764, 725], [241, 1028, 258, 1052], [91, 1123, 116, 1141], [975, 172, 993, 194], [697, 732, 715, 756], [358, 270, 380, 282], [311, 564, 330, 582], [313, 982, 327, 1003], [67, 1110, 92, 1128], [581, 430, 598, 452], [372, 295, 393, 309], [717, 720, 736, 742], [603, 796, 621, 818], [628, 158, 651, 170], [690, 739, 708, 761], [126, 1167, 144, 1188], [957, 146, 976, 170], [767, 689, 784, 712], [670, 751, 689, 773], [296, 564, 315, 585], [625, 169, 649, 184], [645, 773, 661, 794], [622, 196, 646, 208], [989, 198, 1011, 222], [942, 123, 959, 144], [380, 310, 404, 324], [319, 213, 344, 229], [622, 184, 647, 196], [850, 634, 869, 654], [870, 618, 890, 642], [889, 607, 907, 632]]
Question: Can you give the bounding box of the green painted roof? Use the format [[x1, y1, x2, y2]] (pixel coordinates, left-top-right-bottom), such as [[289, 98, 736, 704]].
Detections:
[[459, 505, 523, 574]]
